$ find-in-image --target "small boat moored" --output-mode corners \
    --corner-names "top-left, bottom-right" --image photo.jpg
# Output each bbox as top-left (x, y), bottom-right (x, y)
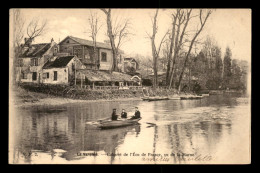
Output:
top-left (168, 96), bottom-right (181, 100)
top-left (180, 95), bottom-right (203, 100)
top-left (147, 97), bottom-right (169, 102)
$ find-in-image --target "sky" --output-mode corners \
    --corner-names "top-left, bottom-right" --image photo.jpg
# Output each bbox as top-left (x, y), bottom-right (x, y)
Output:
top-left (14, 8), bottom-right (251, 62)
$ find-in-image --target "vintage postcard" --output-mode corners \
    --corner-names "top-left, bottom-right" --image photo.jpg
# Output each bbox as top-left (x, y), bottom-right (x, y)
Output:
top-left (9, 8), bottom-right (251, 164)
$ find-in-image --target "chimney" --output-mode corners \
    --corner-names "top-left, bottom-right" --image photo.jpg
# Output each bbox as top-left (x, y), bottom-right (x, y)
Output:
top-left (50, 38), bottom-right (55, 47)
top-left (24, 38), bottom-right (32, 47)
top-left (104, 40), bottom-right (110, 44)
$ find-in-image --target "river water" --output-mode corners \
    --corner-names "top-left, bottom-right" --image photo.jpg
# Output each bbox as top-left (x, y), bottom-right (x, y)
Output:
top-left (9, 94), bottom-right (250, 164)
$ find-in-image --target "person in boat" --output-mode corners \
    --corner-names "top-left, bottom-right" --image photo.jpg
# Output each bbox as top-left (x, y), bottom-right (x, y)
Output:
top-left (111, 108), bottom-right (118, 121)
top-left (130, 107), bottom-right (141, 119)
top-left (121, 109), bottom-right (127, 119)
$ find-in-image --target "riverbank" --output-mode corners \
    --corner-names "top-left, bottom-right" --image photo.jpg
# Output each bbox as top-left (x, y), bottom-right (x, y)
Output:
top-left (11, 84), bottom-right (247, 108)
top-left (11, 86), bottom-right (143, 108)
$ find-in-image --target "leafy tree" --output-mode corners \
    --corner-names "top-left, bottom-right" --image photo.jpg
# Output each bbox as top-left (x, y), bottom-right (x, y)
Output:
top-left (223, 47), bottom-right (232, 89)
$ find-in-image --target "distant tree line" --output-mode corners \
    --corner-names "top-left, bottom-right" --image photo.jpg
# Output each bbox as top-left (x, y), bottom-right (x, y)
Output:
top-left (159, 35), bottom-right (249, 91)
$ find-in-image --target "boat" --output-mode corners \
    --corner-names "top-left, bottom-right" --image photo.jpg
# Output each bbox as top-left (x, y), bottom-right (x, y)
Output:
top-left (141, 97), bottom-right (150, 101)
top-left (147, 96), bottom-right (169, 102)
top-left (180, 95), bottom-right (203, 100)
top-left (97, 118), bottom-right (142, 129)
top-left (168, 96), bottom-right (181, 100)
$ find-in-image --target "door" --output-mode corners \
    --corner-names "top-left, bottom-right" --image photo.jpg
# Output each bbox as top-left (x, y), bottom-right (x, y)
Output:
top-left (32, 72), bottom-right (37, 81)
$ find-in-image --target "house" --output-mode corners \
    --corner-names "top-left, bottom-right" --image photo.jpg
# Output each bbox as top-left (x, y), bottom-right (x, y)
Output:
top-left (58, 36), bottom-right (113, 71)
top-left (42, 55), bottom-right (85, 85)
top-left (16, 38), bottom-right (59, 83)
top-left (123, 57), bottom-right (139, 74)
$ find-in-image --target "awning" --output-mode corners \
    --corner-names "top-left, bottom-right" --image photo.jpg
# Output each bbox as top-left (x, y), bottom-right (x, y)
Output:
top-left (76, 70), bottom-right (133, 82)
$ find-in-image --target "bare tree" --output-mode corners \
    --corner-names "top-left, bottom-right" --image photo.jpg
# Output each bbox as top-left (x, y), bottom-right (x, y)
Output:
top-left (86, 11), bottom-right (102, 69)
top-left (11, 10), bottom-right (48, 84)
top-left (101, 8), bottom-right (132, 72)
top-left (176, 9), bottom-right (212, 90)
top-left (146, 9), bottom-right (169, 88)
top-left (12, 9), bottom-right (25, 85)
top-left (165, 10), bottom-right (178, 85)
top-left (26, 17), bottom-right (48, 43)
top-left (168, 9), bottom-right (193, 89)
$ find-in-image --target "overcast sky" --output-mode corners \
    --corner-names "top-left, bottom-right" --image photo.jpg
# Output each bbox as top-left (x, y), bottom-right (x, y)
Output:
top-left (17, 8), bottom-right (251, 62)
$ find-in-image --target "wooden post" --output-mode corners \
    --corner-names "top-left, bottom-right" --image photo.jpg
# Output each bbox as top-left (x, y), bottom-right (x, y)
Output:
top-left (82, 46), bottom-right (85, 61)
top-left (81, 73), bottom-right (83, 88)
top-left (74, 63), bottom-right (76, 86)
top-left (92, 82), bottom-right (95, 90)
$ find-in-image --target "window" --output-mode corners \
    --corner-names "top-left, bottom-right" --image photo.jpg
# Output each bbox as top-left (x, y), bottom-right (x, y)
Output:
top-left (54, 47), bottom-right (58, 54)
top-left (18, 59), bottom-right (23, 67)
top-left (73, 46), bottom-right (83, 59)
top-left (43, 72), bottom-right (49, 79)
top-left (54, 71), bottom-right (57, 81)
top-left (21, 72), bottom-right (27, 79)
top-left (30, 58), bottom-right (38, 66)
top-left (101, 52), bottom-right (107, 62)
top-left (32, 72), bottom-right (37, 81)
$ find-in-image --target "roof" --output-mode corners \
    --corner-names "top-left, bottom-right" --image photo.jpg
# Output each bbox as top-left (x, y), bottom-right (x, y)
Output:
top-left (60, 36), bottom-right (112, 50)
top-left (148, 71), bottom-right (166, 76)
top-left (124, 57), bottom-right (139, 69)
top-left (20, 43), bottom-right (51, 58)
top-left (124, 57), bottom-right (137, 63)
top-left (43, 56), bottom-right (75, 69)
top-left (77, 70), bottom-right (133, 82)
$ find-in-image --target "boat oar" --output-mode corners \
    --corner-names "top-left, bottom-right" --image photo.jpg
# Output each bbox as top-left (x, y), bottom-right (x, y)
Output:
top-left (145, 122), bottom-right (156, 126)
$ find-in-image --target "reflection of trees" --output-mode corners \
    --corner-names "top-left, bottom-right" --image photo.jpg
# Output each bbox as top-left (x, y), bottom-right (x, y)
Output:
top-left (14, 101), bottom-right (142, 163)
top-left (152, 126), bottom-right (158, 162)
top-left (14, 108), bottom-right (71, 163)
top-left (83, 125), bottom-right (140, 163)
top-left (64, 109), bottom-right (141, 162)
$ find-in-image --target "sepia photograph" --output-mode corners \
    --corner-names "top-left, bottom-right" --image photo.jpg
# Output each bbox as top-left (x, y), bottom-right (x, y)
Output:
top-left (9, 8), bottom-right (251, 164)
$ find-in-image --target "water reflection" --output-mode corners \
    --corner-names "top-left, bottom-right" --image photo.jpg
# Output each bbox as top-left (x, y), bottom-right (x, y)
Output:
top-left (11, 94), bottom-right (249, 164)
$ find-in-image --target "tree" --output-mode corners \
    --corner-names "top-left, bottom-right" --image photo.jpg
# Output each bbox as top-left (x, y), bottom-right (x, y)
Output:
top-left (146, 9), bottom-right (169, 88)
top-left (168, 9), bottom-right (193, 89)
top-left (86, 11), bottom-right (102, 69)
top-left (12, 9), bottom-right (25, 85)
top-left (223, 47), bottom-right (232, 89)
top-left (191, 51), bottom-right (209, 89)
top-left (201, 36), bottom-right (223, 89)
top-left (101, 9), bottom-right (132, 72)
top-left (176, 9), bottom-right (212, 90)
top-left (26, 18), bottom-right (47, 42)
top-left (230, 59), bottom-right (243, 89)
top-left (11, 10), bottom-right (48, 84)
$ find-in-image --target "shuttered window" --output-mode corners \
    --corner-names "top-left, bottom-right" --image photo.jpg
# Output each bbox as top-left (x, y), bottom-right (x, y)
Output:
top-left (54, 71), bottom-right (57, 81)
top-left (43, 72), bottom-right (49, 79)
top-left (30, 58), bottom-right (38, 66)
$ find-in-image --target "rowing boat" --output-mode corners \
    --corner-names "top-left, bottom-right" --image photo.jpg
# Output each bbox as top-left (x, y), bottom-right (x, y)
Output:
top-left (180, 95), bottom-right (203, 100)
top-left (141, 97), bottom-right (150, 101)
top-left (98, 118), bottom-right (141, 129)
top-left (168, 96), bottom-right (181, 100)
top-left (147, 97), bottom-right (169, 102)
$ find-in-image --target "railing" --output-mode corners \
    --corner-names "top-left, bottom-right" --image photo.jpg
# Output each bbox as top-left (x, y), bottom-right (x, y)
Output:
top-left (128, 86), bottom-right (143, 90)
top-left (78, 85), bottom-right (143, 90)
top-left (94, 86), bottom-right (119, 90)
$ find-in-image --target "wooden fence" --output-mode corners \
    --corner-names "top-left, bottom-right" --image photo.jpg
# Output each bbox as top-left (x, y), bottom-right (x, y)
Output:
top-left (78, 85), bottom-right (143, 91)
